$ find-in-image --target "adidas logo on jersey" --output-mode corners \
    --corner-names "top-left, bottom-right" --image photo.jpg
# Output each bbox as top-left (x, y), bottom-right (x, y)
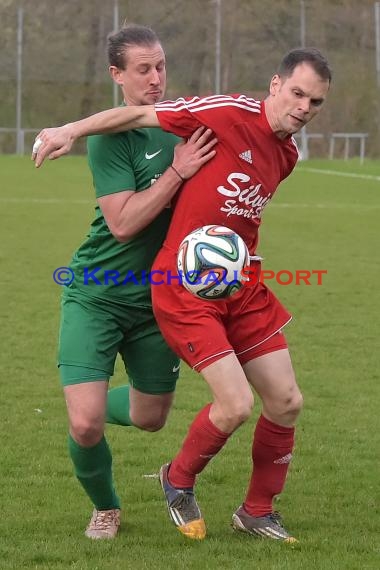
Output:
top-left (239, 149), bottom-right (253, 164)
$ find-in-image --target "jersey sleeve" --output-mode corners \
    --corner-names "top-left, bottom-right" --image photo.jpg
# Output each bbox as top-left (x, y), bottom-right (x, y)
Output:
top-left (155, 94), bottom-right (256, 138)
top-left (155, 97), bottom-right (204, 137)
top-left (87, 134), bottom-right (136, 198)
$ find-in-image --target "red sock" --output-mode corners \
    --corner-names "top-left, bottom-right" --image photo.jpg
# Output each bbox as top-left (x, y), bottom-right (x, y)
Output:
top-left (244, 414), bottom-right (295, 517)
top-left (169, 403), bottom-right (230, 488)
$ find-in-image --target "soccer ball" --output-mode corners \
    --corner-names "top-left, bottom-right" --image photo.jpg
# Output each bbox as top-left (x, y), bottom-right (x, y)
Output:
top-left (177, 225), bottom-right (250, 300)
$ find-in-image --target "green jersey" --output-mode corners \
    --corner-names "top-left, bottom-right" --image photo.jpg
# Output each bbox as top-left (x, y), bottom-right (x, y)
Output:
top-left (66, 127), bottom-right (181, 306)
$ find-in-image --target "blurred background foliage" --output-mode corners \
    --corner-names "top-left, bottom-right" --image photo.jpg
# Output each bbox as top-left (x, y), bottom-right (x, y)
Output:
top-left (0, 0), bottom-right (379, 157)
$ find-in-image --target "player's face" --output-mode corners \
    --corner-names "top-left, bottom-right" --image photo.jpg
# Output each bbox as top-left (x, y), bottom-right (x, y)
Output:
top-left (110, 42), bottom-right (166, 106)
top-left (269, 62), bottom-right (329, 137)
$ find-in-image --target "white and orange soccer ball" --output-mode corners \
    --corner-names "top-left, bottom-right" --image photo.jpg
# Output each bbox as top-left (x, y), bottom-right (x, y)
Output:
top-left (177, 225), bottom-right (250, 300)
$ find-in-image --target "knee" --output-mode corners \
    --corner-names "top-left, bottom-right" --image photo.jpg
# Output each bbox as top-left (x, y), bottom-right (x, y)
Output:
top-left (268, 390), bottom-right (304, 425)
top-left (129, 391), bottom-right (173, 432)
top-left (220, 395), bottom-right (254, 431)
top-left (134, 418), bottom-right (166, 432)
top-left (131, 411), bottom-right (168, 432)
top-left (290, 392), bottom-right (304, 416)
top-left (283, 392), bottom-right (303, 422)
top-left (70, 419), bottom-right (103, 447)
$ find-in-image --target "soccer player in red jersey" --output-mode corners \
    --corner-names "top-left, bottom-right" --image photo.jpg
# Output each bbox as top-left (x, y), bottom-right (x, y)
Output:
top-left (33, 47), bottom-right (331, 542)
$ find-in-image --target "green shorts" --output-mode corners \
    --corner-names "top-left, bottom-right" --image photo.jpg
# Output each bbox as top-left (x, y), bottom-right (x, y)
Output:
top-left (58, 291), bottom-right (180, 394)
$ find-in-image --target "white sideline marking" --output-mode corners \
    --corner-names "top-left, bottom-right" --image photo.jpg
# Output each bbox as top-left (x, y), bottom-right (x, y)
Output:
top-left (0, 197), bottom-right (92, 204)
top-left (271, 203), bottom-right (380, 209)
top-left (1, 196), bottom-right (378, 210)
top-left (297, 167), bottom-right (380, 182)
top-left (2, 167), bottom-right (379, 206)
top-left (142, 473), bottom-right (159, 479)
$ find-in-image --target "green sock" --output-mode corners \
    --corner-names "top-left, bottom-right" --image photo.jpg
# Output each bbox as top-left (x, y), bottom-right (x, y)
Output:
top-left (106, 385), bottom-right (133, 426)
top-left (68, 434), bottom-right (120, 510)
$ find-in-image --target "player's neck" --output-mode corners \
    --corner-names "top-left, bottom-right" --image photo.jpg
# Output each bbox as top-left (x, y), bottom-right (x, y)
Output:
top-left (263, 98), bottom-right (289, 140)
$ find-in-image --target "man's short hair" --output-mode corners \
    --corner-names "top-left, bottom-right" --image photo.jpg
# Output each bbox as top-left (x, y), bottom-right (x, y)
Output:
top-left (278, 48), bottom-right (332, 83)
top-left (108, 24), bottom-right (161, 69)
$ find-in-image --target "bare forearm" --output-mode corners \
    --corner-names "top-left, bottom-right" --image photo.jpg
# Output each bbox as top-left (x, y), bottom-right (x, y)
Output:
top-left (32, 105), bottom-right (160, 167)
top-left (68, 105), bottom-right (157, 139)
top-left (99, 127), bottom-right (218, 242)
top-left (101, 166), bottom-right (183, 242)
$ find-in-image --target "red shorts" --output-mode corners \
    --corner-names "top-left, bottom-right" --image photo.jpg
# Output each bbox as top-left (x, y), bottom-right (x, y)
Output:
top-left (152, 246), bottom-right (292, 372)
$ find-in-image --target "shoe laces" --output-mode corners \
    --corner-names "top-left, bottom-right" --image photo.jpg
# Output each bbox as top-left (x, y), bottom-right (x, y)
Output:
top-left (268, 511), bottom-right (284, 527)
top-left (90, 509), bottom-right (119, 530)
top-left (170, 491), bottom-right (200, 519)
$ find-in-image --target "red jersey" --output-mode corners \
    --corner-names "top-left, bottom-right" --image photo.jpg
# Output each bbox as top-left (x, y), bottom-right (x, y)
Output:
top-left (155, 95), bottom-right (299, 255)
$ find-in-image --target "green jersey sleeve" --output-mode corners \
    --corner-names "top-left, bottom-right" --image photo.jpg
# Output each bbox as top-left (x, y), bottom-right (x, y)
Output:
top-left (87, 133), bottom-right (136, 198)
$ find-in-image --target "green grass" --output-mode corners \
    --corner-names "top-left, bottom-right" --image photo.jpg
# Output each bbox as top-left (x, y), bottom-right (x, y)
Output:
top-left (1, 156), bottom-right (379, 569)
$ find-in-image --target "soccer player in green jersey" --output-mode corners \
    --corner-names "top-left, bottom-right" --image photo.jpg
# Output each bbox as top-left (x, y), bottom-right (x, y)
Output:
top-left (47, 24), bottom-right (216, 539)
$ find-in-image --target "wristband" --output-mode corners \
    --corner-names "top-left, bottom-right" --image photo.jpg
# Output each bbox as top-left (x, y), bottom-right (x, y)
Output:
top-left (170, 165), bottom-right (185, 182)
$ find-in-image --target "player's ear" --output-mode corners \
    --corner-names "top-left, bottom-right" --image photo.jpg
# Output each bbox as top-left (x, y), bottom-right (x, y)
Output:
top-left (109, 66), bottom-right (124, 85)
top-left (269, 74), bottom-right (281, 95)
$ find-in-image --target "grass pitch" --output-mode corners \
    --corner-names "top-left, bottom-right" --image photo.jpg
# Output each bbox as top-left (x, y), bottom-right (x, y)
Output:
top-left (0, 156), bottom-right (379, 569)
